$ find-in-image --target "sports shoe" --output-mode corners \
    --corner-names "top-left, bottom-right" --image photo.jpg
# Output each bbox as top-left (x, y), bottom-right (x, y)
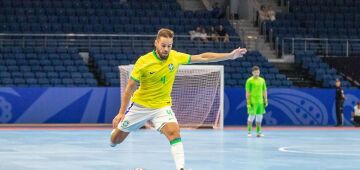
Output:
top-left (247, 133), bottom-right (252, 137)
top-left (256, 133), bottom-right (264, 137)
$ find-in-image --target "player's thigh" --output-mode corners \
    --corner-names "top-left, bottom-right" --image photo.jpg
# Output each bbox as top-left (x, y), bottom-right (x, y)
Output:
top-left (151, 107), bottom-right (180, 140)
top-left (152, 106), bottom-right (178, 130)
top-left (253, 103), bottom-right (266, 114)
top-left (117, 104), bottom-right (152, 132)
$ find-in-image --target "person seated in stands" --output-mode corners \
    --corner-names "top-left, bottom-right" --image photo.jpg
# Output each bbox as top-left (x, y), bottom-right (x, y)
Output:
top-left (351, 101), bottom-right (360, 127)
top-left (189, 26), bottom-right (208, 42)
top-left (207, 26), bottom-right (219, 42)
top-left (216, 25), bottom-right (230, 43)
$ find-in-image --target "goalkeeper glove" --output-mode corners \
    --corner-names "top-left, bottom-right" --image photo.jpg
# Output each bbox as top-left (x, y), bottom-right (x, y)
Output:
top-left (264, 99), bottom-right (268, 107)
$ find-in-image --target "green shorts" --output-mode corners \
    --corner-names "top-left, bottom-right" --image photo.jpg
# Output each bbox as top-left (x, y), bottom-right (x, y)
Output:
top-left (247, 103), bottom-right (266, 115)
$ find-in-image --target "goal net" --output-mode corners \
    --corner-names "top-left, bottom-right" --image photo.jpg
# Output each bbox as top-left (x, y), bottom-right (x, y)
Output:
top-left (119, 65), bottom-right (224, 129)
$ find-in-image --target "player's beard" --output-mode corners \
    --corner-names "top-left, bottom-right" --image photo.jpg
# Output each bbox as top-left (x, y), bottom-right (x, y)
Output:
top-left (156, 49), bottom-right (169, 60)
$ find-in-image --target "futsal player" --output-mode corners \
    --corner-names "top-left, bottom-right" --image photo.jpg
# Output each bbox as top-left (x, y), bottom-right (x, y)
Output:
top-left (245, 66), bottom-right (268, 137)
top-left (111, 28), bottom-right (247, 170)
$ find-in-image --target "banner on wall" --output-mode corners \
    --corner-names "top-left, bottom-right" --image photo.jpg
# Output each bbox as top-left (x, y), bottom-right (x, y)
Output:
top-left (0, 88), bottom-right (120, 124)
top-left (0, 87), bottom-right (359, 125)
top-left (224, 88), bottom-right (360, 126)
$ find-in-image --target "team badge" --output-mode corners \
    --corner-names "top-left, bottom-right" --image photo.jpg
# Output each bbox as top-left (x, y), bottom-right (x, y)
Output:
top-left (121, 120), bottom-right (130, 128)
top-left (168, 64), bottom-right (174, 71)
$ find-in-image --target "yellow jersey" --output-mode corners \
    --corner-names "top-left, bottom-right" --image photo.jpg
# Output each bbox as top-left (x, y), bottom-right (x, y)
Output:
top-left (130, 50), bottom-right (191, 108)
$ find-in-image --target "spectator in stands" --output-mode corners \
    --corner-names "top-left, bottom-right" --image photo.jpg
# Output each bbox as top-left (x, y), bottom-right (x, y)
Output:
top-left (199, 27), bottom-right (208, 42)
top-left (211, 2), bottom-right (225, 19)
top-left (267, 5), bottom-right (276, 21)
top-left (189, 26), bottom-right (202, 41)
top-left (216, 25), bottom-right (230, 43)
top-left (189, 26), bottom-right (208, 42)
top-left (207, 26), bottom-right (218, 42)
top-left (351, 101), bottom-right (360, 127)
top-left (258, 5), bottom-right (269, 24)
top-left (335, 79), bottom-right (345, 126)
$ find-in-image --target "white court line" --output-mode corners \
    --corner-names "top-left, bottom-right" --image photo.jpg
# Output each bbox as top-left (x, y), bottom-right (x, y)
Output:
top-left (279, 146), bottom-right (360, 156)
top-left (0, 149), bottom-right (243, 154)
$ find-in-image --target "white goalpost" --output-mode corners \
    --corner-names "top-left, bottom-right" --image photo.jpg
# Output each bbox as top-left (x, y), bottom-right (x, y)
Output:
top-left (119, 65), bottom-right (224, 129)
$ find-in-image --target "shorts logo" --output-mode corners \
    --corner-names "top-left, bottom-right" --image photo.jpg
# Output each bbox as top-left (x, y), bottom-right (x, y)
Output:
top-left (166, 110), bottom-right (173, 116)
top-left (168, 64), bottom-right (174, 71)
top-left (121, 120), bottom-right (130, 128)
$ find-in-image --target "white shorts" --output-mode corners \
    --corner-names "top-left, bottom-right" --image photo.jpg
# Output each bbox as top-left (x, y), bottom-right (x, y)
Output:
top-left (117, 103), bottom-right (178, 132)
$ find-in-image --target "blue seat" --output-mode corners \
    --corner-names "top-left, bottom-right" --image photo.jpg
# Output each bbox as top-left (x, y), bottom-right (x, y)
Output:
top-left (73, 78), bottom-right (85, 85)
top-left (14, 78), bottom-right (26, 85)
top-left (50, 78), bottom-right (62, 86)
top-left (86, 79), bottom-right (97, 86)
top-left (26, 78), bottom-right (38, 85)
top-left (71, 73), bottom-right (82, 79)
top-left (38, 78), bottom-right (50, 86)
top-left (43, 66), bottom-right (54, 72)
top-left (0, 72), bottom-right (11, 78)
top-left (47, 72), bottom-right (59, 79)
top-left (7, 65), bottom-right (19, 72)
top-left (62, 78), bottom-right (74, 86)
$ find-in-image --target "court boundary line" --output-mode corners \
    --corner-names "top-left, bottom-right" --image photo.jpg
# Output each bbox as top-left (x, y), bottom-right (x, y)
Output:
top-left (0, 124), bottom-right (359, 130)
top-left (278, 145), bottom-right (360, 156)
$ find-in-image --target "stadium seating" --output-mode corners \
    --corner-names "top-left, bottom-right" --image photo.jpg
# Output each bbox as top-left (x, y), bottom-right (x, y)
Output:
top-left (323, 57), bottom-right (360, 85)
top-left (0, 0), bottom-right (294, 88)
top-left (294, 51), bottom-right (352, 88)
top-left (0, 47), bottom-right (97, 86)
top-left (88, 48), bottom-right (293, 87)
top-left (264, 0), bottom-right (360, 56)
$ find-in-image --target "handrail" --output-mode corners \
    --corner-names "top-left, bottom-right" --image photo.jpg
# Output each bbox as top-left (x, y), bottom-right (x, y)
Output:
top-left (0, 33), bottom-right (242, 49)
top-left (280, 37), bottom-right (360, 57)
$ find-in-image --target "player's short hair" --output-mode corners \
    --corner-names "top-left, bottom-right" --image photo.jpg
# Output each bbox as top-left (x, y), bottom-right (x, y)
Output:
top-left (357, 101), bottom-right (360, 105)
top-left (157, 28), bottom-right (174, 40)
top-left (252, 66), bottom-right (260, 71)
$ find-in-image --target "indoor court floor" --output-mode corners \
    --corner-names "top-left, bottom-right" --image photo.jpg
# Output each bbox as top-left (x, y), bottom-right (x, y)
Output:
top-left (0, 126), bottom-right (359, 170)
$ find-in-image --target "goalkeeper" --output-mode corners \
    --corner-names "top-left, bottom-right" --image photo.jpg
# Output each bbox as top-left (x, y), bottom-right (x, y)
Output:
top-left (111, 28), bottom-right (247, 170)
top-left (245, 66), bottom-right (268, 137)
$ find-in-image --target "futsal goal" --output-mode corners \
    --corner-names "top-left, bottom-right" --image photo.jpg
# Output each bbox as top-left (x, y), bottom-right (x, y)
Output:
top-left (119, 65), bottom-right (224, 129)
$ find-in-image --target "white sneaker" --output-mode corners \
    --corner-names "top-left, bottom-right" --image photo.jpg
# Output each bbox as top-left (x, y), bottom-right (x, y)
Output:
top-left (247, 133), bottom-right (252, 137)
top-left (256, 133), bottom-right (264, 137)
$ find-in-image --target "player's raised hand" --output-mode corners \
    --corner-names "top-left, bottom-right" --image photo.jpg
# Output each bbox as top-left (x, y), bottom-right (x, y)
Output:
top-left (230, 47), bottom-right (247, 60)
top-left (112, 113), bottom-right (125, 128)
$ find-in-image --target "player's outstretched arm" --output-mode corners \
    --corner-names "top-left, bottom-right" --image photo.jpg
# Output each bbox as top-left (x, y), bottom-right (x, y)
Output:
top-left (190, 47), bottom-right (247, 63)
top-left (112, 79), bottom-right (138, 128)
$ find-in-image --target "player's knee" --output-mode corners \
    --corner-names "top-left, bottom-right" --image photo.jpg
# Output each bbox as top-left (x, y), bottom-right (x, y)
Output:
top-left (166, 129), bottom-right (180, 139)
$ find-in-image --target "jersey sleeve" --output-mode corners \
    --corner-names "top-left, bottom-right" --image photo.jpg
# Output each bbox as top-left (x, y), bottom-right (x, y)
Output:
top-left (262, 79), bottom-right (267, 92)
top-left (245, 79), bottom-right (251, 92)
top-left (174, 50), bottom-right (191, 65)
top-left (130, 58), bottom-right (143, 83)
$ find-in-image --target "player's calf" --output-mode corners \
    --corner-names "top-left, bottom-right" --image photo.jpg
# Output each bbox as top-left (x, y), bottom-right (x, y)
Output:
top-left (110, 128), bottom-right (129, 147)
